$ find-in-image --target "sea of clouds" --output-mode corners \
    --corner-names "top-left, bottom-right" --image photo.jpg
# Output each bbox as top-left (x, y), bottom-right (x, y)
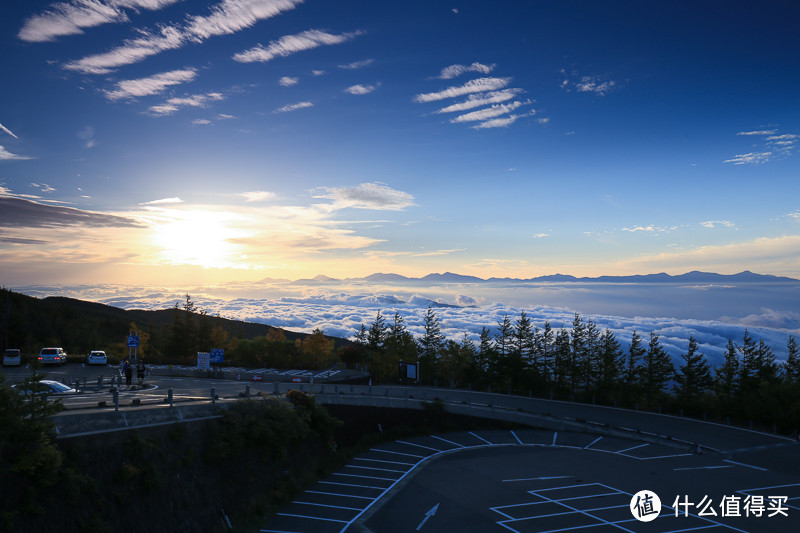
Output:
top-left (15, 279), bottom-right (800, 368)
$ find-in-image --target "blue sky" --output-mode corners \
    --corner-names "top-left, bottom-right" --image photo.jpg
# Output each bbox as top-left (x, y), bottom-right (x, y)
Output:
top-left (1, 0), bottom-right (799, 285)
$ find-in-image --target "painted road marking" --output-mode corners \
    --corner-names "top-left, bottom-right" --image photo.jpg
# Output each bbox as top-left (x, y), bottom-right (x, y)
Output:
top-left (584, 436), bottom-right (603, 449)
top-left (345, 464), bottom-right (407, 474)
top-left (617, 442), bottom-right (648, 453)
top-left (263, 430), bottom-right (752, 533)
top-left (674, 465), bottom-right (734, 471)
top-left (430, 435), bottom-right (465, 448)
top-left (395, 440), bottom-right (444, 452)
top-left (723, 459), bottom-right (768, 471)
top-left (469, 431), bottom-right (493, 445)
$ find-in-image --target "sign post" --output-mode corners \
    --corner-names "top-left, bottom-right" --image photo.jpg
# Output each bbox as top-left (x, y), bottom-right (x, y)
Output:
top-left (127, 333), bottom-right (140, 362)
top-left (197, 352), bottom-right (211, 369)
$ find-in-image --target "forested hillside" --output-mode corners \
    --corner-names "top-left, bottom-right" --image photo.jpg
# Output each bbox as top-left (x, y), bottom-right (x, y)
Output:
top-left (0, 288), bottom-right (346, 366)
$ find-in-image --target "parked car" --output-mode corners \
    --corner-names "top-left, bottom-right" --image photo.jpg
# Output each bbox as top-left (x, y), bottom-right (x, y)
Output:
top-left (38, 347), bottom-right (67, 365)
top-left (87, 350), bottom-right (108, 365)
top-left (13, 380), bottom-right (77, 395)
top-left (3, 348), bottom-right (21, 366)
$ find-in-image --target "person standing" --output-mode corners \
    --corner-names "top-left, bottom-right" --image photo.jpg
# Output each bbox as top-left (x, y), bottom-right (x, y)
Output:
top-left (136, 359), bottom-right (146, 385)
top-left (124, 360), bottom-right (133, 386)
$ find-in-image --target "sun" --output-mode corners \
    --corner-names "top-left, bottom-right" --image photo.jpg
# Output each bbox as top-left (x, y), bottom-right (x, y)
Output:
top-left (150, 209), bottom-right (245, 269)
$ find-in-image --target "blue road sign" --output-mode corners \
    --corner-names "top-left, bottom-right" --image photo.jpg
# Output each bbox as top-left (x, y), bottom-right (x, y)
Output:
top-left (127, 335), bottom-right (139, 347)
top-left (210, 348), bottom-right (224, 363)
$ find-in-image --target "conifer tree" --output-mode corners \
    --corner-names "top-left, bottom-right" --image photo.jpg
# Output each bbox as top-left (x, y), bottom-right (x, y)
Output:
top-left (715, 339), bottom-right (739, 398)
top-left (784, 336), bottom-right (800, 383)
top-left (642, 332), bottom-right (674, 406)
top-left (674, 336), bottom-right (713, 399)
top-left (626, 330), bottom-right (646, 388)
top-left (596, 328), bottom-right (624, 400)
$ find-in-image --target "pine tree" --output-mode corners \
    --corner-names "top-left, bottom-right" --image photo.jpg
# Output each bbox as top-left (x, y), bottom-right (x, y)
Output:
top-left (539, 321), bottom-right (554, 384)
top-left (643, 332), bottom-right (674, 406)
top-left (553, 328), bottom-right (571, 394)
top-left (784, 336), bottom-right (800, 383)
top-left (715, 339), bottom-right (739, 399)
top-left (674, 336), bottom-right (713, 399)
top-left (418, 306), bottom-right (444, 383)
top-left (367, 311), bottom-right (386, 351)
top-left (626, 330), bottom-right (646, 388)
top-left (596, 328), bottom-right (624, 401)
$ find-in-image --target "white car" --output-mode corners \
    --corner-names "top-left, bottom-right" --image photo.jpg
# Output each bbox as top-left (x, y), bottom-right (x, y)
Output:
top-left (87, 350), bottom-right (108, 365)
top-left (3, 348), bottom-right (21, 366)
top-left (38, 347), bottom-right (67, 365)
top-left (13, 380), bottom-right (77, 395)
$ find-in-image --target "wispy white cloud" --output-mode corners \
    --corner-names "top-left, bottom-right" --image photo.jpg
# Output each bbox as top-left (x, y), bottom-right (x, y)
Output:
top-left (339, 59), bottom-right (374, 70)
top-left (192, 118), bottom-right (212, 125)
top-left (725, 128), bottom-right (798, 165)
top-left (723, 151), bottom-right (773, 165)
top-left (279, 76), bottom-right (299, 86)
top-left (148, 91), bottom-right (224, 115)
top-left (140, 197), bottom-right (184, 205)
top-left (313, 182), bottom-right (415, 211)
top-left (62, 0), bottom-right (303, 73)
top-left (274, 101), bottom-right (313, 113)
top-left (437, 62), bottom-right (494, 79)
top-left (450, 100), bottom-right (531, 123)
top-left (30, 183), bottom-right (56, 193)
top-left (434, 89), bottom-right (523, 114)
top-left (18, 0), bottom-right (181, 43)
top-left (472, 114), bottom-right (526, 129)
top-left (233, 29), bottom-right (363, 63)
top-left (344, 84), bottom-right (377, 95)
top-left (737, 130), bottom-right (778, 136)
top-left (0, 146), bottom-right (32, 160)
top-left (414, 77), bottom-right (511, 103)
top-left (0, 123), bottom-right (19, 139)
top-left (700, 220), bottom-right (735, 229)
top-left (560, 70), bottom-right (618, 95)
top-left (240, 191), bottom-right (275, 202)
top-left (104, 68), bottom-right (198, 100)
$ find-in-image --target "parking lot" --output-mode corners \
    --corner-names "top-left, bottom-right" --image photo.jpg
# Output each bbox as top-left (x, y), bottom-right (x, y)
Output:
top-left (261, 429), bottom-right (799, 533)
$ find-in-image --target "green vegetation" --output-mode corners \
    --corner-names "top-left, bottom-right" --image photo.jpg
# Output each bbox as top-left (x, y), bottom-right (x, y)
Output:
top-left (0, 390), bottom-right (342, 533)
top-left (350, 306), bottom-right (800, 434)
top-left (0, 288), bottom-right (343, 367)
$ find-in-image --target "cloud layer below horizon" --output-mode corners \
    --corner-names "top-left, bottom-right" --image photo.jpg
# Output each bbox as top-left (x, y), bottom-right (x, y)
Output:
top-left (15, 279), bottom-right (799, 369)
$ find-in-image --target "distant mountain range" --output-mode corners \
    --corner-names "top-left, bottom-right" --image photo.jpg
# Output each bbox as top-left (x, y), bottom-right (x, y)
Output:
top-left (280, 270), bottom-right (799, 285)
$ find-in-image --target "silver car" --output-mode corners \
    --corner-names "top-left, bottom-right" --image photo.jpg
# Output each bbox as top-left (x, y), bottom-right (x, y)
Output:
top-left (13, 380), bottom-right (77, 395)
top-left (3, 348), bottom-right (21, 366)
top-left (87, 350), bottom-right (108, 365)
top-left (38, 347), bottom-right (67, 365)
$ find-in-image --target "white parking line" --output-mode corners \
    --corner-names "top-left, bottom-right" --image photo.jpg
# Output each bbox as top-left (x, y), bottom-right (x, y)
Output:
top-left (617, 443), bottom-right (648, 453)
top-left (584, 436), bottom-right (603, 449)
top-left (469, 431), bottom-right (493, 445)
top-left (318, 481), bottom-right (386, 490)
top-left (305, 490), bottom-right (375, 500)
top-left (294, 501), bottom-right (363, 511)
top-left (354, 457), bottom-right (416, 466)
top-left (275, 512), bottom-right (348, 523)
top-left (395, 440), bottom-right (443, 452)
top-left (510, 430), bottom-right (523, 445)
top-left (722, 459), bottom-right (768, 471)
top-left (370, 448), bottom-right (426, 459)
top-left (430, 435), bottom-right (465, 448)
top-left (331, 472), bottom-right (398, 482)
top-left (345, 464), bottom-right (407, 474)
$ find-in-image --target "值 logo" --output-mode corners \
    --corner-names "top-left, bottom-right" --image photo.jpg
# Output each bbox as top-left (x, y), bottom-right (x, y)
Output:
top-left (630, 490), bottom-right (662, 522)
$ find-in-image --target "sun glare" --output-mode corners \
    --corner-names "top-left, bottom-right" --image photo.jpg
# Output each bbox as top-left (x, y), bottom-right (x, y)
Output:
top-left (150, 210), bottom-right (246, 269)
